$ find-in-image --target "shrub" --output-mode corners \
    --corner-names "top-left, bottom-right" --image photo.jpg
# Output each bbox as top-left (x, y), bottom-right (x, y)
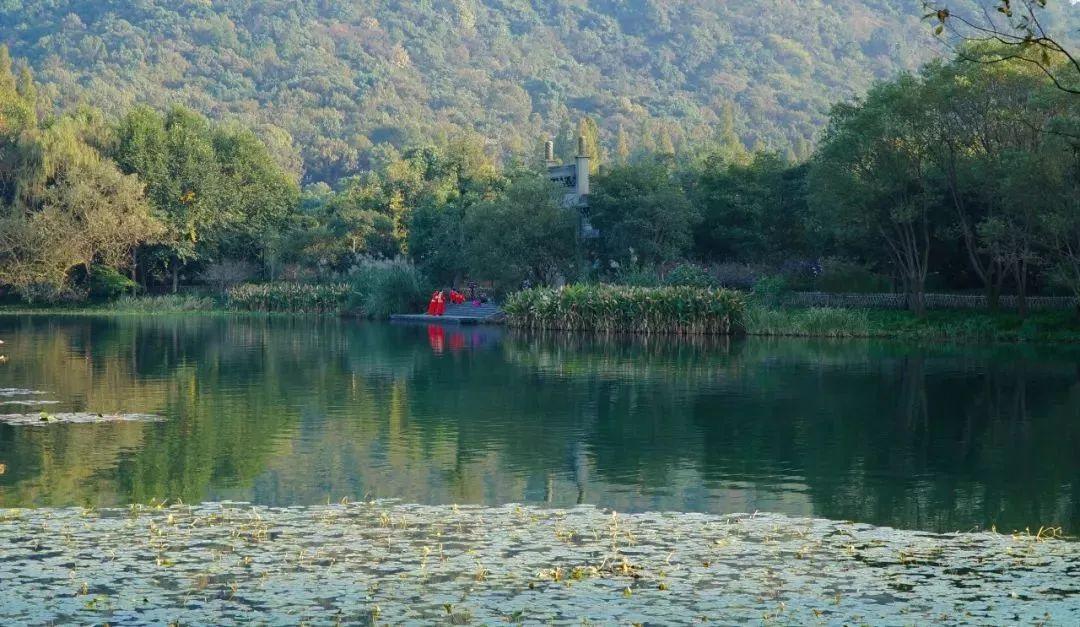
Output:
top-left (750, 275), bottom-right (790, 308)
top-left (226, 282), bottom-right (349, 314)
top-left (88, 266), bottom-right (138, 301)
top-left (200, 260), bottom-right (258, 295)
top-left (504, 284), bottom-right (745, 335)
top-left (348, 257), bottom-right (430, 319)
top-left (613, 263), bottom-right (662, 287)
top-left (17, 283), bottom-right (86, 305)
top-left (663, 263), bottom-right (718, 289)
top-left (711, 263), bottom-right (765, 290)
top-left (814, 257), bottom-right (891, 293)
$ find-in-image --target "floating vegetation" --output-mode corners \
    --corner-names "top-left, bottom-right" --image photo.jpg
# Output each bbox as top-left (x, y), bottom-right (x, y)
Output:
top-left (0, 388), bottom-right (48, 397)
top-left (0, 412), bottom-right (163, 426)
top-left (0, 503), bottom-right (1075, 624)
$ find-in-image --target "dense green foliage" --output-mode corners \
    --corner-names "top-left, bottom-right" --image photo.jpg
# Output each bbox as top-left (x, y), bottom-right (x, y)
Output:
top-left (0, 0), bottom-right (978, 183)
top-left (347, 258), bottom-right (430, 320)
top-left (505, 285), bottom-right (745, 335)
top-left (808, 45), bottom-right (1079, 314)
top-left (0, 27), bottom-right (1077, 318)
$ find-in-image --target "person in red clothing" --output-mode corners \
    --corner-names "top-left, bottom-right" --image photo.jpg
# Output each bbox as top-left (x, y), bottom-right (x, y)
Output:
top-left (427, 291), bottom-right (440, 316)
top-left (434, 290), bottom-right (446, 316)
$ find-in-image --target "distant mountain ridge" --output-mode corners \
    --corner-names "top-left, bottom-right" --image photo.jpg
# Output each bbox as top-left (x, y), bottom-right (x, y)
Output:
top-left (0, 0), bottom-right (1073, 183)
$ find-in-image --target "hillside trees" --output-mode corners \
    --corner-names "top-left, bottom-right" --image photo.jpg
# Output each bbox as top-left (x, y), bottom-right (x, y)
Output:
top-left (0, 0), bottom-right (1019, 183)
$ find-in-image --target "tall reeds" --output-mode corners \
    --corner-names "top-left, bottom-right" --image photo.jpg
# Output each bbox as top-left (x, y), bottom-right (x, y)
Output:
top-left (504, 285), bottom-right (745, 335)
top-left (226, 283), bottom-right (349, 314)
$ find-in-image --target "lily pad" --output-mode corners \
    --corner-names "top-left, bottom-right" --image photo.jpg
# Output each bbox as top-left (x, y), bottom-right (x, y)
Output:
top-left (0, 412), bottom-right (164, 426)
top-left (0, 502), bottom-right (1075, 624)
top-left (0, 388), bottom-right (48, 397)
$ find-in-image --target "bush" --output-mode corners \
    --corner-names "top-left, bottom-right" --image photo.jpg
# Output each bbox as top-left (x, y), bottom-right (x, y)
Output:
top-left (88, 266), bottom-right (138, 301)
top-left (348, 257), bottom-right (430, 319)
top-left (504, 284), bottom-right (745, 335)
top-left (226, 282), bottom-right (349, 314)
top-left (711, 263), bottom-right (765, 290)
top-left (750, 275), bottom-right (790, 308)
top-left (813, 257), bottom-right (891, 293)
top-left (200, 260), bottom-right (258, 295)
top-left (17, 283), bottom-right (86, 305)
top-left (613, 263), bottom-right (662, 287)
top-left (663, 263), bottom-right (717, 288)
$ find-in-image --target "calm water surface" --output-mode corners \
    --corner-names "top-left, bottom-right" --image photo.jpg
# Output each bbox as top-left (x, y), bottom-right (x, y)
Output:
top-left (0, 315), bottom-right (1076, 533)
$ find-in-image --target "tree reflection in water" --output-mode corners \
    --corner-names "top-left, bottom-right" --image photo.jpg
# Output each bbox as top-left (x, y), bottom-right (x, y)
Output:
top-left (0, 315), bottom-right (1076, 534)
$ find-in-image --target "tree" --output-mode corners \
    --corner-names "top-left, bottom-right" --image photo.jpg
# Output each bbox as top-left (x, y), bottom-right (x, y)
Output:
top-left (924, 0), bottom-right (1079, 95)
top-left (922, 51), bottom-right (1058, 307)
top-left (112, 106), bottom-right (299, 289)
top-left (692, 151), bottom-right (809, 264)
top-left (589, 158), bottom-right (698, 268)
top-left (463, 176), bottom-right (580, 290)
top-left (810, 75), bottom-right (942, 315)
top-left (0, 115), bottom-right (162, 292)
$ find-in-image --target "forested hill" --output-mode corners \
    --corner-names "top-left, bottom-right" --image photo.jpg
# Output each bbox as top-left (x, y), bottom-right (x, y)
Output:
top-left (0, 1), bottom-right (1022, 182)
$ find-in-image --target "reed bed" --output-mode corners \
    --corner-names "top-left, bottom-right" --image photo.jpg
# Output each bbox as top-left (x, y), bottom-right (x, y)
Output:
top-left (226, 283), bottom-right (349, 314)
top-left (107, 294), bottom-right (218, 313)
top-left (505, 285), bottom-right (745, 335)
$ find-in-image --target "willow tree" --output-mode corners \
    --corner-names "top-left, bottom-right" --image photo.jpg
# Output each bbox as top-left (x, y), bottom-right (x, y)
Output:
top-left (0, 113), bottom-right (162, 293)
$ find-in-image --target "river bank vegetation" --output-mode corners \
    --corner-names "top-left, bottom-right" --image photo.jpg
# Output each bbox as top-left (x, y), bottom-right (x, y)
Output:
top-left (0, 42), bottom-right (1077, 331)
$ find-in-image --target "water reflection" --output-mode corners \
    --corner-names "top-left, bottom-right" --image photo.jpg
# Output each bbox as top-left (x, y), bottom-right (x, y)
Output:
top-left (0, 315), bottom-right (1076, 533)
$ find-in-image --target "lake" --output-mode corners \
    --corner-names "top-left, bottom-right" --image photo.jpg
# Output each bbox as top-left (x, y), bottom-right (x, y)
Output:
top-left (0, 314), bottom-right (1076, 533)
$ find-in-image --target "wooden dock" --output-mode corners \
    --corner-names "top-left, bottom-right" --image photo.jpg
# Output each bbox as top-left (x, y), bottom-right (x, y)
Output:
top-left (390, 302), bottom-right (504, 325)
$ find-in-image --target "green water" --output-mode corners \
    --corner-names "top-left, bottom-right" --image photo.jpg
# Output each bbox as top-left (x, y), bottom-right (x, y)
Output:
top-left (0, 315), bottom-right (1076, 533)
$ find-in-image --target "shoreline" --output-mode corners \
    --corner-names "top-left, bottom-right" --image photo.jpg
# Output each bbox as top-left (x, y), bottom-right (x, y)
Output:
top-left (1, 502), bottom-right (1075, 624)
top-left (4, 305), bottom-right (1080, 345)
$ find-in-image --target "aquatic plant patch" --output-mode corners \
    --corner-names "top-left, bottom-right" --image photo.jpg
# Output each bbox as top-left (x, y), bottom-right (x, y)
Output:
top-left (226, 283), bottom-right (350, 314)
top-left (505, 285), bottom-right (745, 334)
top-left (0, 503), bottom-right (1075, 624)
top-left (0, 388), bottom-right (48, 397)
top-left (0, 412), bottom-right (163, 426)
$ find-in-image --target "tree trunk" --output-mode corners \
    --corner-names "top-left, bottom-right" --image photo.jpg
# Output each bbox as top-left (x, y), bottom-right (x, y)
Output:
top-left (130, 250), bottom-right (139, 296)
top-left (986, 282), bottom-right (1000, 311)
top-left (1015, 255), bottom-right (1030, 319)
top-left (171, 261), bottom-right (179, 294)
top-left (908, 285), bottom-right (926, 317)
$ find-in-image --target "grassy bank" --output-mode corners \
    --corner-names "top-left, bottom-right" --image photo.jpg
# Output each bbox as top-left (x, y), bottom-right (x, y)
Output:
top-left (0, 294), bottom-right (222, 316)
top-left (747, 306), bottom-right (1080, 343)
